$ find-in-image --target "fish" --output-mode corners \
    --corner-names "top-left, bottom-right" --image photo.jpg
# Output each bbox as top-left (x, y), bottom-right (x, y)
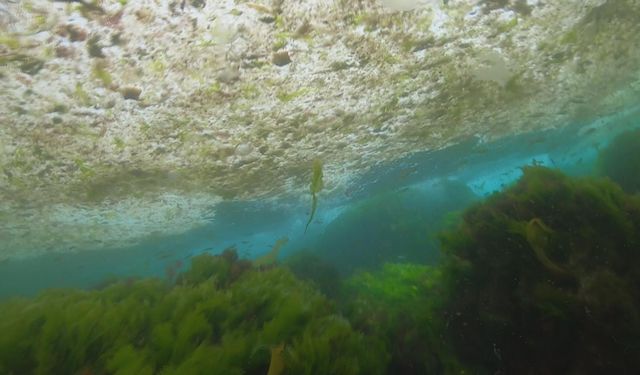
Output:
top-left (510, 218), bottom-right (573, 280)
top-left (267, 343), bottom-right (285, 375)
top-left (304, 159), bottom-right (324, 233)
top-left (253, 237), bottom-right (288, 267)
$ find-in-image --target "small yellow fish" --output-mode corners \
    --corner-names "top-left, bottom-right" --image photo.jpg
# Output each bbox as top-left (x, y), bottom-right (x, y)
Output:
top-left (304, 159), bottom-right (324, 234)
top-left (267, 343), bottom-right (285, 375)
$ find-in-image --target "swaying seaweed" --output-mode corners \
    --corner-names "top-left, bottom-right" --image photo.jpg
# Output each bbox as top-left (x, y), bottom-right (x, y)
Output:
top-left (2, 167), bottom-right (640, 374)
top-left (342, 263), bottom-right (466, 375)
top-left (0, 250), bottom-right (386, 375)
top-left (439, 166), bottom-right (640, 374)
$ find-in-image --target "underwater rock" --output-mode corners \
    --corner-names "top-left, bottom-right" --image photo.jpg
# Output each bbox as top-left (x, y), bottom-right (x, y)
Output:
top-left (56, 23), bottom-right (88, 42)
top-left (190, 0), bottom-right (206, 9)
top-left (272, 51), bottom-right (291, 66)
top-left (234, 143), bottom-right (253, 156)
top-left (120, 86), bottom-right (142, 100)
top-left (471, 49), bottom-right (513, 87)
top-left (259, 15), bottom-right (276, 24)
top-left (18, 57), bottom-right (45, 75)
top-left (216, 66), bottom-right (240, 84)
top-left (2, 0), bottom-right (640, 262)
top-left (380, 0), bottom-right (421, 11)
top-left (54, 42), bottom-right (75, 58)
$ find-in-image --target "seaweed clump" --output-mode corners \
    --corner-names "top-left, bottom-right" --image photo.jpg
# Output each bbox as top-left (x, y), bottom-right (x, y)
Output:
top-left (0, 249), bottom-right (386, 375)
top-left (439, 167), bottom-right (640, 374)
top-left (598, 128), bottom-right (640, 194)
top-left (342, 263), bottom-right (465, 374)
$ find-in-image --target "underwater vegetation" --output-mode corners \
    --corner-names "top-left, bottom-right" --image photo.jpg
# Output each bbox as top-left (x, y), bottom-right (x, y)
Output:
top-left (439, 166), bottom-right (640, 374)
top-left (2, 166), bottom-right (640, 374)
top-left (342, 263), bottom-right (466, 375)
top-left (284, 251), bottom-right (342, 298)
top-left (313, 179), bottom-right (477, 274)
top-left (0, 249), bottom-right (386, 375)
top-left (597, 128), bottom-right (640, 194)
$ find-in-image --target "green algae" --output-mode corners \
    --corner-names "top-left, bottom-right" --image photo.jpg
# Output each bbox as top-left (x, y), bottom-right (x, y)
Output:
top-left (276, 88), bottom-right (306, 103)
top-left (342, 263), bottom-right (465, 374)
top-left (74, 83), bottom-right (92, 106)
top-left (0, 249), bottom-right (386, 374)
top-left (2, 165), bottom-right (640, 374)
top-left (439, 167), bottom-right (640, 374)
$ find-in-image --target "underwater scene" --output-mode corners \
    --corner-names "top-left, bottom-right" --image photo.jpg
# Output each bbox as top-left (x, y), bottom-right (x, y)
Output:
top-left (1, 0), bottom-right (640, 374)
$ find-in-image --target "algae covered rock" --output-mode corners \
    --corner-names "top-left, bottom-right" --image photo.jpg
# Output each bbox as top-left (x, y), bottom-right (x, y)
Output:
top-left (439, 167), bottom-right (640, 374)
top-left (0, 249), bottom-right (386, 374)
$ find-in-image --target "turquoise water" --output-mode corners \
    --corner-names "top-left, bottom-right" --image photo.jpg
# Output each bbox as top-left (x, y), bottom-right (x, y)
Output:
top-left (1, 111), bottom-right (635, 299)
